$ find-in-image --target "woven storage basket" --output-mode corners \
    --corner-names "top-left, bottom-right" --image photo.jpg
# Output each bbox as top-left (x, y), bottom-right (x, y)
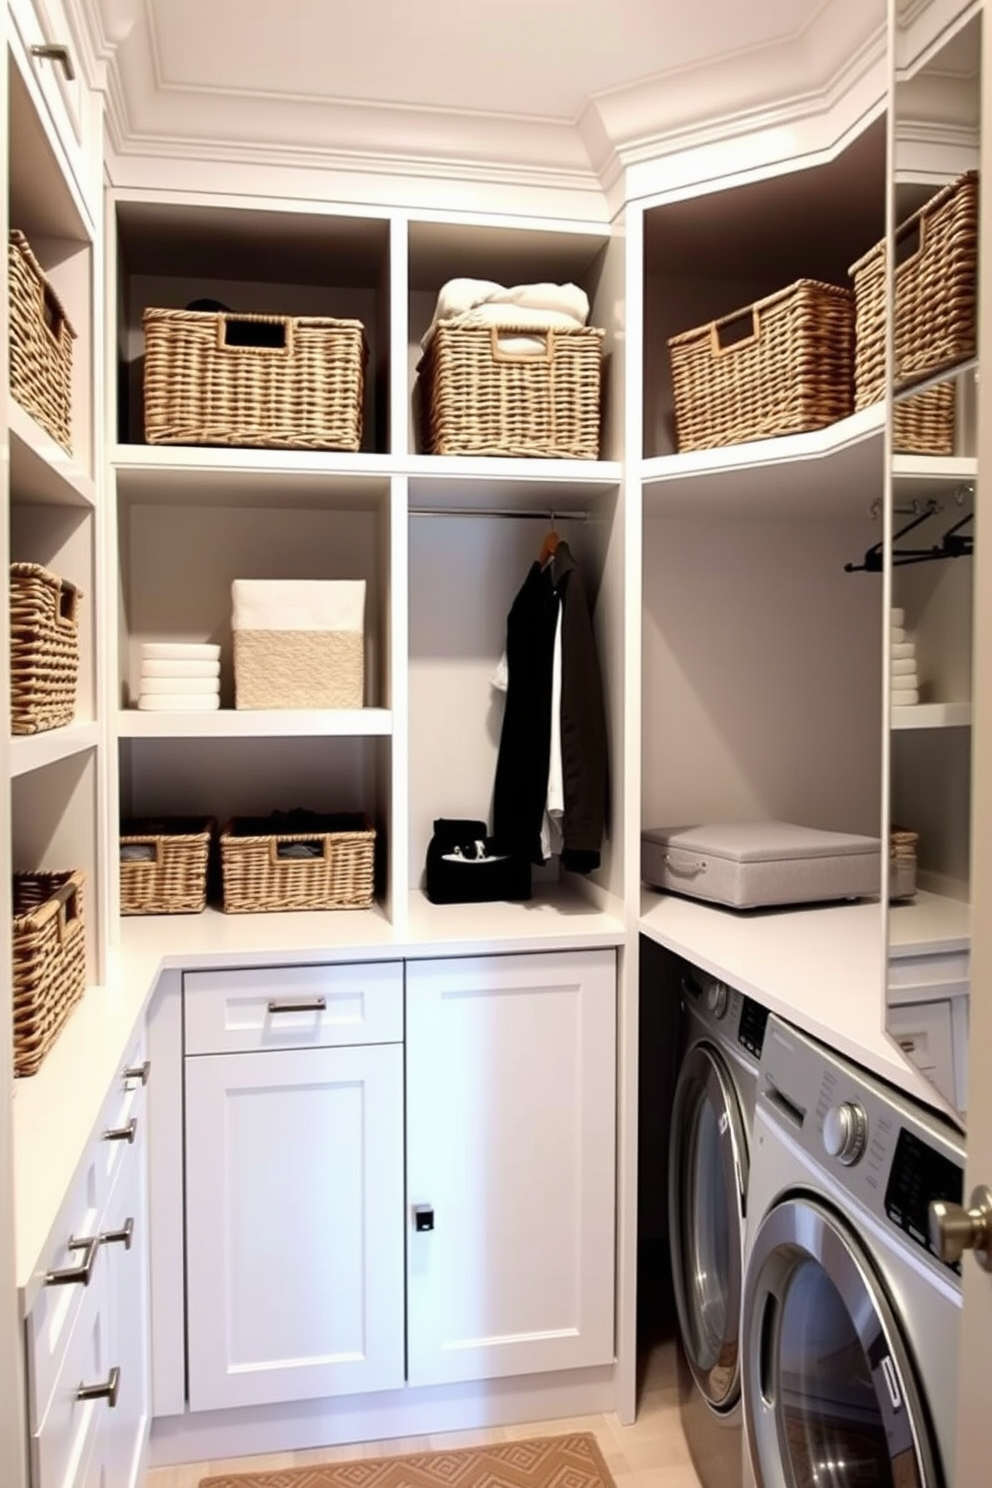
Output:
top-left (8, 230), bottom-right (76, 453)
top-left (890, 826), bottom-right (919, 901)
top-left (10, 562), bottom-right (81, 735)
top-left (220, 812), bottom-right (376, 913)
top-left (668, 279), bottom-right (854, 452)
top-left (232, 579), bottom-right (365, 710)
top-left (12, 870), bottom-right (86, 1077)
top-left (419, 322), bottom-right (604, 458)
top-left (143, 307), bottom-right (367, 451)
top-left (120, 817), bottom-right (216, 915)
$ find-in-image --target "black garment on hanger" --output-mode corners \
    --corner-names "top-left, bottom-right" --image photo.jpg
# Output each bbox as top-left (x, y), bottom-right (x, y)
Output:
top-left (551, 541), bottom-right (608, 874)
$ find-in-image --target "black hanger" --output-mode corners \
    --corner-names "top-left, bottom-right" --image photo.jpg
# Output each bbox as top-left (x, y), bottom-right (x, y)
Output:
top-left (844, 507), bottom-right (938, 573)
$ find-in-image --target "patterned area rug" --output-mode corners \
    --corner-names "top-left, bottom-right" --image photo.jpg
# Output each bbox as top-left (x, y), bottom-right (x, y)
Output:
top-left (199, 1432), bottom-right (617, 1488)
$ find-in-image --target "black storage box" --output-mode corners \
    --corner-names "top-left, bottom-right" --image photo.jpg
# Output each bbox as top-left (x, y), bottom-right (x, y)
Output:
top-left (425, 818), bottom-right (532, 905)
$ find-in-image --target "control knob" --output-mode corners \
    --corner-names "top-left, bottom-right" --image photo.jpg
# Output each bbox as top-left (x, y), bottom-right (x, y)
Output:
top-left (706, 979), bottom-right (730, 1019)
top-left (823, 1101), bottom-right (868, 1166)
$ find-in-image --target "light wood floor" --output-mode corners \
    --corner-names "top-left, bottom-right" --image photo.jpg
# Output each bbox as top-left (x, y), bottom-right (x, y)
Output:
top-left (146, 1338), bottom-right (702, 1488)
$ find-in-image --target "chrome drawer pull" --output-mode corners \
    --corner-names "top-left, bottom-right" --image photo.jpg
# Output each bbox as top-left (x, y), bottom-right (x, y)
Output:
top-left (104, 1117), bottom-right (137, 1144)
top-left (267, 997), bottom-right (327, 1014)
top-left (46, 1234), bottom-right (99, 1287)
top-left (77, 1367), bottom-right (120, 1408)
top-left (30, 43), bottom-right (76, 81)
top-left (123, 1060), bottom-right (150, 1086)
top-left (101, 1218), bottom-right (134, 1251)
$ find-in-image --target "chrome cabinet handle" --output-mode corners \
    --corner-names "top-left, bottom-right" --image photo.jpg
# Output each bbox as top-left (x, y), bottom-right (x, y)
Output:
top-left (123, 1060), bottom-right (150, 1086)
top-left (46, 1234), bottom-right (99, 1287)
top-left (267, 998), bottom-right (327, 1014)
top-left (30, 43), bottom-right (75, 81)
top-left (77, 1367), bottom-right (120, 1408)
top-left (101, 1218), bottom-right (134, 1251)
top-left (103, 1117), bottom-right (137, 1144)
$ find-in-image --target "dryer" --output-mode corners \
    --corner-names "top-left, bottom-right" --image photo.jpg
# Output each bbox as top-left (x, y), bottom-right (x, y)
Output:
top-left (668, 968), bottom-right (769, 1488)
top-left (742, 1014), bottom-right (964, 1488)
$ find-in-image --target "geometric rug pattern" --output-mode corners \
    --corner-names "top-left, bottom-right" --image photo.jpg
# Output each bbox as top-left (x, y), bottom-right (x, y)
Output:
top-left (199, 1432), bottom-right (618, 1488)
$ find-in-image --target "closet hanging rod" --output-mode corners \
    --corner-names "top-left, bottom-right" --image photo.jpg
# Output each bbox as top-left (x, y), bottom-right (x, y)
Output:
top-left (409, 507), bottom-right (589, 521)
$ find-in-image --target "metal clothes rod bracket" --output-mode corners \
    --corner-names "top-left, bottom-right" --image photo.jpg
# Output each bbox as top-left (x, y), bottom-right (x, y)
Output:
top-left (409, 507), bottom-right (589, 521)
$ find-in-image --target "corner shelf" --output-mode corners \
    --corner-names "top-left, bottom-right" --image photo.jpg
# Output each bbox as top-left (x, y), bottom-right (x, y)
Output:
top-left (10, 723), bottom-right (100, 778)
top-left (9, 400), bottom-right (96, 509)
top-left (890, 702), bottom-right (972, 730)
top-left (117, 709), bottom-right (393, 739)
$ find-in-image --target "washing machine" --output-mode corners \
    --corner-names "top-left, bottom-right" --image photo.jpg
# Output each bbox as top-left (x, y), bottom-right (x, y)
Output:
top-left (742, 1014), bottom-right (964, 1488)
top-left (669, 967), bottom-right (769, 1488)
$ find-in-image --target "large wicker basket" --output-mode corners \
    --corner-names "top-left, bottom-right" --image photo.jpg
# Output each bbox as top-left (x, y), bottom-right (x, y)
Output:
top-left (8, 230), bottom-right (76, 453)
top-left (418, 323), bottom-right (604, 458)
top-left (10, 562), bottom-right (81, 735)
top-left (220, 812), bottom-right (376, 913)
top-left (12, 870), bottom-right (86, 1077)
top-left (668, 279), bottom-right (854, 452)
top-left (143, 307), bottom-right (367, 451)
top-left (120, 817), bottom-right (216, 915)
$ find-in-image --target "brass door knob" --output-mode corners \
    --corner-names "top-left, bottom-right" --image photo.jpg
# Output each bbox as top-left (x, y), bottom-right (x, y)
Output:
top-left (929, 1186), bottom-right (992, 1271)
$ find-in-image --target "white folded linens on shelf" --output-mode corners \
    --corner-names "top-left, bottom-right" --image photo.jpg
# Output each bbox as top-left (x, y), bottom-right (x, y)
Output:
top-left (891, 625), bottom-right (907, 644)
top-left (141, 658), bottom-right (221, 678)
top-left (891, 657), bottom-right (917, 676)
top-left (137, 694), bottom-right (221, 711)
top-left (231, 579), bottom-right (366, 633)
top-left (892, 641), bottom-right (916, 660)
top-left (421, 278), bottom-right (590, 356)
top-left (139, 675), bottom-right (221, 696)
top-left (891, 607), bottom-right (905, 628)
top-left (891, 672), bottom-right (919, 691)
top-left (891, 689), bottom-right (920, 706)
top-left (140, 641), bottom-right (221, 661)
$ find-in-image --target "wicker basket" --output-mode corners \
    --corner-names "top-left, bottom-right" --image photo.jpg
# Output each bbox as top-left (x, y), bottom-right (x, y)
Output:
top-left (120, 817), bottom-right (216, 915)
top-left (418, 323), bottom-right (604, 458)
top-left (667, 280), bottom-right (854, 452)
top-left (220, 812), bottom-right (376, 913)
top-left (890, 826), bottom-right (919, 902)
top-left (8, 231), bottom-right (77, 454)
top-left (10, 562), bottom-right (82, 735)
top-left (12, 870), bottom-right (86, 1077)
top-left (143, 307), bottom-right (367, 451)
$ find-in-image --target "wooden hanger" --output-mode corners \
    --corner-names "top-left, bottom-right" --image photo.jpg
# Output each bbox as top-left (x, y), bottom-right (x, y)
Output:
top-left (538, 514), bottom-right (560, 567)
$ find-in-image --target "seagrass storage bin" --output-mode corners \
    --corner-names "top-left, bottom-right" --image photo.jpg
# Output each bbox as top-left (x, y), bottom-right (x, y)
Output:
top-left (220, 813), bottom-right (376, 913)
top-left (12, 870), bottom-right (86, 1077)
top-left (419, 322), bottom-right (604, 458)
top-left (232, 579), bottom-right (366, 709)
top-left (120, 817), bottom-right (216, 915)
top-left (10, 562), bottom-right (81, 735)
top-left (668, 279), bottom-right (854, 452)
top-left (143, 307), bottom-right (367, 451)
top-left (8, 230), bottom-right (76, 454)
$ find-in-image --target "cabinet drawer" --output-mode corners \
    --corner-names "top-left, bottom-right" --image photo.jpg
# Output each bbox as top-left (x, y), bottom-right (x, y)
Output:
top-left (887, 999), bottom-right (956, 1105)
top-left (32, 1254), bottom-right (112, 1488)
top-left (96, 1030), bottom-right (149, 1201)
top-left (184, 961), bottom-right (404, 1055)
top-left (9, 0), bottom-right (92, 210)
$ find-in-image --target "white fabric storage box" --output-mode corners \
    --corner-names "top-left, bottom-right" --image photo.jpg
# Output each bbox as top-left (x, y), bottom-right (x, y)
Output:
top-left (641, 821), bottom-right (881, 908)
top-left (232, 579), bottom-right (366, 710)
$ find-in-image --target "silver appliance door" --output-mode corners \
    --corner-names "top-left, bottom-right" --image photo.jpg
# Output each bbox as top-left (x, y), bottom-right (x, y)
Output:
top-left (669, 1040), bottom-right (749, 1412)
top-left (743, 1195), bottom-right (940, 1488)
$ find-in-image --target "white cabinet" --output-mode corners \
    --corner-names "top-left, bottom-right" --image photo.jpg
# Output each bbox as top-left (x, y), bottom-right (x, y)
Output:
top-left (100, 1146), bottom-right (149, 1488)
top-left (405, 948), bottom-right (617, 1386)
top-left (184, 1040), bottom-right (405, 1411)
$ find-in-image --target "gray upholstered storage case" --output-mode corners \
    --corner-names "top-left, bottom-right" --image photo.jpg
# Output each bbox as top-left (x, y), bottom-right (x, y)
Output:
top-left (641, 821), bottom-right (882, 908)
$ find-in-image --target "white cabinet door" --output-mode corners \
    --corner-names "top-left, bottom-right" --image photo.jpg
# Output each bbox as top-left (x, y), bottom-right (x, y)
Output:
top-left (101, 1146), bottom-right (148, 1488)
top-left (406, 948), bottom-right (617, 1386)
top-left (185, 1043), bottom-right (405, 1411)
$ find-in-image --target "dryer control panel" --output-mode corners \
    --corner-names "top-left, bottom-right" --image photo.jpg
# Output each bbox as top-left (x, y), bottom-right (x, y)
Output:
top-left (682, 967), bottom-right (768, 1063)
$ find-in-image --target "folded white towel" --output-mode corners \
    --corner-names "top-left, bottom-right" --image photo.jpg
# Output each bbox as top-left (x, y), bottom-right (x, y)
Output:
top-left (891, 672), bottom-right (919, 691)
top-left (139, 675), bottom-right (221, 696)
top-left (891, 689), bottom-right (920, 706)
top-left (431, 303), bottom-right (589, 357)
top-left (231, 579), bottom-right (366, 633)
top-left (141, 658), bottom-right (221, 679)
top-left (422, 278), bottom-right (590, 352)
top-left (891, 625), bottom-right (908, 644)
top-left (892, 641), bottom-right (916, 660)
top-left (137, 694), bottom-right (221, 711)
top-left (891, 657), bottom-right (917, 676)
top-left (140, 641), bottom-right (221, 661)
top-left (891, 607), bottom-right (905, 627)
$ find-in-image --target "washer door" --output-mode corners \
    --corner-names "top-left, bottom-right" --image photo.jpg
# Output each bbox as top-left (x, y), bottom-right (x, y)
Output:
top-left (743, 1196), bottom-right (940, 1488)
top-left (669, 1040), bottom-right (749, 1412)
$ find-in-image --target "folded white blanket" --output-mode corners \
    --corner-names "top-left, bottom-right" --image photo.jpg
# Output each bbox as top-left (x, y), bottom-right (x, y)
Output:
top-left (891, 607), bottom-right (905, 627)
top-left (891, 689), bottom-right (920, 706)
top-left (422, 278), bottom-right (590, 355)
top-left (892, 672), bottom-right (919, 690)
top-left (892, 641), bottom-right (916, 660)
top-left (139, 675), bottom-right (221, 696)
top-left (891, 625), bottom-right (907, 643)
top-left (232, 580), bottom-right (366, 633)
top-left (141, 658), bottom-right (221, 678)
top-left (891, 657), bottom-right (917, 676)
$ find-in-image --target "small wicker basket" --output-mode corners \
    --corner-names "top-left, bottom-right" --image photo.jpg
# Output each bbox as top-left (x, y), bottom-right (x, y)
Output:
top-left (668, 279), bottom-right (854, 452)
top-left (418, 322), bottom-right (604, 458)
top-left (8, 230), bottom-right (76, 454)
top-left (220, 812), bottom-right (376, 913)
top-left (12, 870), bottom-right (86, 1077)
top-left (890, 826), bottom-right (919, 902)
top-left (10, 562), bottom-right (81, 735)
top-left (120, 817), bottom-right (216, 915)
top-left (143, 307), bottom-right (367, 451)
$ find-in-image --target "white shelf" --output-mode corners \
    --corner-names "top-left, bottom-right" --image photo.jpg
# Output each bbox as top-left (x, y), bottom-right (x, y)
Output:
top-left (641, 404), bottom-right (884, 520)
top-left (9, 399), bottom-right (95, 508)
top-left (117, 708), bottom-right (393, 739)
top-left (890, 702), bottom-right (972, 730)
top-left (405, 886), bottom-right (627, 955)
top-left (405, 456), bottom-right (622, 506)
top-left (114, 447), bottom-right (393, 509)
top-left (888, 889), bottom-right (970, 959)
top-left (9, 722), bottom-right (100, 778)
top-left (892, 453), bottom-right (977, 501)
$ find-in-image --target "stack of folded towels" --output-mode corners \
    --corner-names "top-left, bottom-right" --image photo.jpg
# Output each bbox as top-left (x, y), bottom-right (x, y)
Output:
top-left (420, 278), bottom-right (591, 355)
top-left (890, 608), bottom-right (919, 708)
top-left (137, 642), bottom-right (221, 711)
